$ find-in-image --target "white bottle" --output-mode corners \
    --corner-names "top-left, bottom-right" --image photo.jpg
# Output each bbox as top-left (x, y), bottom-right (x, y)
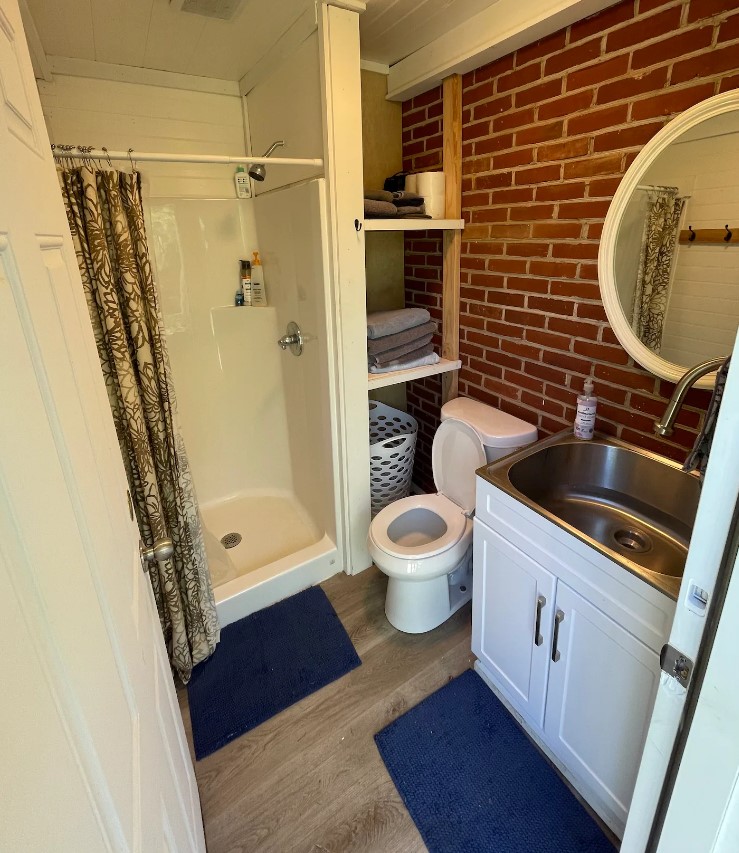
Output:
top-left (234, 166), bottom-right (252, 199)
top-left (240, 260), bottom-right (252, 306)
top-left (251, 251), bottom-right (267, 306)
top-left (574, 377), bottom-right (597, 440)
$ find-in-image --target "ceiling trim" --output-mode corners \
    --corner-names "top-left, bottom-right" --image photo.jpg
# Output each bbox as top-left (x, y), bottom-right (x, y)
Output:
top-left (360, 59), bottom-right (389, 75)
top-left (46, 56), bottom-right (240, 96)
top-left (19, 0), bottom-right (52, 82)
top-left (386, 0), bottom-right (620, 102)
top-left (322, 0), bottom-right (366, 12)
top-left (239, 3), bottom-right (317, 96)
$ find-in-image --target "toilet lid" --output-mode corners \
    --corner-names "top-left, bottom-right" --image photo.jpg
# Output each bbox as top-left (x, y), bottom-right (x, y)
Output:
top-left (432, 418), bottom-right (487, 512)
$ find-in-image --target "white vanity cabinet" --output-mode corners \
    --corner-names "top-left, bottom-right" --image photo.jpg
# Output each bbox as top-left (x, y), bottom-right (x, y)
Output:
top-left (472, 476), bottom-right (675, 838)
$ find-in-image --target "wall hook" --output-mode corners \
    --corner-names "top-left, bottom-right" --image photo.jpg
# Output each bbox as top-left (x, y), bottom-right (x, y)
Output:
top-left (725, 224), bottom-right (732, 242)
top-left (688, 225), bottom-right (696, 242)
top-left (354, 218), bottom-right (362, 232)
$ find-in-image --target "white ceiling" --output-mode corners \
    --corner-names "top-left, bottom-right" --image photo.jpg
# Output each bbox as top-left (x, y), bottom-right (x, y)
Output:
top-left (24, 0), bottom-right (503, 83)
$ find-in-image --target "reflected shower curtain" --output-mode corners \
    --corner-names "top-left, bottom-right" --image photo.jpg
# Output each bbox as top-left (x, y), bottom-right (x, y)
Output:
top-left (631, 187), bottom-right (686, 353)
top-left (59, 166), bottom-right (219, 682)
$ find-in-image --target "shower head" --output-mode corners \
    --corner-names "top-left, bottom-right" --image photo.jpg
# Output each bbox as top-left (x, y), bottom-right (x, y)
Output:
top-left (248, 140), bottom-right (285, 181)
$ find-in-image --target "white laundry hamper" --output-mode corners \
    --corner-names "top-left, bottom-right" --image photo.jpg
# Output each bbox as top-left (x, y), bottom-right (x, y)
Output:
top-left (369, 401), bottom-right (418, 518)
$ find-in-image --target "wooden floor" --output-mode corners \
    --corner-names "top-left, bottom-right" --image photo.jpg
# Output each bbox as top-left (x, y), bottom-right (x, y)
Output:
top-left (178, 567), bottom-right (475, 853)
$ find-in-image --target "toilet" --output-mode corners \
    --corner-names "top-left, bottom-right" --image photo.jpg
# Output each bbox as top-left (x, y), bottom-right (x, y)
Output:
top-left (368, 398), bottom-right (537, 633)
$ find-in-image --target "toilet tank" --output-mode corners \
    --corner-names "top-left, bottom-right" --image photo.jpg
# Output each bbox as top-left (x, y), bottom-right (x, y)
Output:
top-left (440, 398), bottom-right (538, 463)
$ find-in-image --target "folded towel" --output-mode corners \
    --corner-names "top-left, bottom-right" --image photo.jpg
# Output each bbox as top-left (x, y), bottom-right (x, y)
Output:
top-left (397, 213), bottom-right (432, 219)
top-left (366, 308), bottom-right (431, 339)
top-left (369, 349), bottom-right (439, 374)
top-left (392, 192), bottom-right (425, 205)
top-left (395, 205), bottom-right (426, 216)
top-left (364, 190), bottom-right (394, 202)
top-left (370, 333), bottom-right (435, 367)
top-left (683, 356), bottom-right (731, 478)
top-left (367, 320), bottom-right (437, 356)
top-left (364, 199), bottom-right (397, 218)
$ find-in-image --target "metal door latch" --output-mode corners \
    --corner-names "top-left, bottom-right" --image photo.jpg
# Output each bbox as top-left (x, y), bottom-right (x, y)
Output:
top-left (660, 643), bottom-right (694, 689)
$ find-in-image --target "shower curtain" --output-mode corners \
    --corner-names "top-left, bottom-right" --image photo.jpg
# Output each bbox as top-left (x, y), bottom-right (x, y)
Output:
top-left (59, 165), bottom-right (219, 683)
top-left (631, 187), bottom-right (686, 354)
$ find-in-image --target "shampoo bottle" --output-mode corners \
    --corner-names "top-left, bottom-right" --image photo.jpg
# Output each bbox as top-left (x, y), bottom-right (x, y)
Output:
top-left (251, 251), bottom-right (267, 306)
top-left (234, 166), bottom-right (251, 199)
top-left (574, 377), bottom-right (597, 440)
top-left (240, 260), bottom-right (252, 306)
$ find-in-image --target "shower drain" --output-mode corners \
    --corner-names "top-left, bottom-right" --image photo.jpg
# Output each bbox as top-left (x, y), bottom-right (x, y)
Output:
top-left (220, 532), bottom-right (242, 549)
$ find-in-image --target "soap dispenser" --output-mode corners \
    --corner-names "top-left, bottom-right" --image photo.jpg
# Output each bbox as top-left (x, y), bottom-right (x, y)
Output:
top-left (574, 377), bottom-right (597, 440)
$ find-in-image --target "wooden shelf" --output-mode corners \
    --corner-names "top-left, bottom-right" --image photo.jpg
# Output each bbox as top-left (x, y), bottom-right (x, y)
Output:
top-left (367, 358), bottom-right (462, 390)
top-left (363, 218), bottom-right (464, 232)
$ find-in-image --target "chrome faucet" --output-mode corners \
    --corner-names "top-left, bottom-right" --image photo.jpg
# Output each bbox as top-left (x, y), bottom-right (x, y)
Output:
top-left (654, 357), bottom-right (726, 436)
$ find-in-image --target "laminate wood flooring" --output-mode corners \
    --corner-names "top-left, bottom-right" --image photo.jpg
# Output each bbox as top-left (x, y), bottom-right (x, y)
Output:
top-left (178, 567), bottom-right (475, 853)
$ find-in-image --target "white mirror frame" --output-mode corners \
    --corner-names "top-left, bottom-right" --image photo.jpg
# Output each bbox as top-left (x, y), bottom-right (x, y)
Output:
top-left (598, 89), bottom-right (739, 390)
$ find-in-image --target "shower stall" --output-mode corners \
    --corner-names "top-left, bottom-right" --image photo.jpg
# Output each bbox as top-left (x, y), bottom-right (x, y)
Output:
top-left (147, 177), bottom-right (340, 626)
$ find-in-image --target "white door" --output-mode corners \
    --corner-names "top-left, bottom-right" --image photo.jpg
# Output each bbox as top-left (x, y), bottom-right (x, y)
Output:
top-left (544, 581), bottom-right (661, 837)
top-left (0, 2), bottom-right (205, 850)
top-left (472, 521), bottom-right (556, 729)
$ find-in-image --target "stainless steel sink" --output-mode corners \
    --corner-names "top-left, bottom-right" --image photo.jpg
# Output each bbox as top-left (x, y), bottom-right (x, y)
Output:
top-left (478, 430), bottom-right (701, 599)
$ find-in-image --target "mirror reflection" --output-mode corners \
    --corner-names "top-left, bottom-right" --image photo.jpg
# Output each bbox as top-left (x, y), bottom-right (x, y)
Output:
top-left (615, 111), bottom-right (739, 367)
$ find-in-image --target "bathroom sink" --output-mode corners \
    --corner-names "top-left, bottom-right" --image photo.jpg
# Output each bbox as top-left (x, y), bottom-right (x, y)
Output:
top-left (478, 430), bottom-right (701, 598)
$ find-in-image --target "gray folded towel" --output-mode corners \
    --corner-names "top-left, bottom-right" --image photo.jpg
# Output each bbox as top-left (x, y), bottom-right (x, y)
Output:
top-left (367, 308), bottom-right (431, 339)
top-left (369, 349), bottom-right (439, 374)
top-left (364, 199), bottom-right (397, 217)
top-left (370, 333), bottom-right (435, 367)
top-left (364, 190), bottom-right (394, 202)
top-left (367, 320), bottom-right (437, 356)
top-left (683, 356), bottom-right (731, 478)
top-left (395, 205), bottom-right (426, 216)
top-left (392, 191), bottom-right (425, 205)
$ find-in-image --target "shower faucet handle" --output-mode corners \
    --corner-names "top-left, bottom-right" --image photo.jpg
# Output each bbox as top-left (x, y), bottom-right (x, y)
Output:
top-left (277, 321), bottom-right (304, 356)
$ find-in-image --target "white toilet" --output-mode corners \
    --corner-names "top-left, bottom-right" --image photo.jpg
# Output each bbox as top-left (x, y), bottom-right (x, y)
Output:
top-left (368, 397), bottom-right (537, 633)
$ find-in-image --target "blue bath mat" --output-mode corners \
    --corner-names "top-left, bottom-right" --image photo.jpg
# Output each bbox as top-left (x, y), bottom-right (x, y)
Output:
top-left (375, 669), bottom-right (614, 852)
top-left (188, 585), bottom-right (361, 759)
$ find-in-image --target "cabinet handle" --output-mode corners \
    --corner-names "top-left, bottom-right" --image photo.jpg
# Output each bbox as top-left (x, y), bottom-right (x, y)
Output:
top-left (552, 609), bottom-right (565, 662)
top-left (534, 594), bottom-right (546, 646)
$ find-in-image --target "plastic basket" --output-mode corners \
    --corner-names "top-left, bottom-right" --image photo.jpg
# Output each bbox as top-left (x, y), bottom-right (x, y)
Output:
top-left (369, 401), bottom-right (418, 518)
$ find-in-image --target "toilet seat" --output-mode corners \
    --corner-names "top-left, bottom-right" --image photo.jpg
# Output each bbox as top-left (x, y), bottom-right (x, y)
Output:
top-left (370, 493), bottom-right (467, 560)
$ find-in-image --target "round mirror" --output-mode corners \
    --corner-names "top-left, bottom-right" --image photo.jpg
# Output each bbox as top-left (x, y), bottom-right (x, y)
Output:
top-left (599, 90), bottom-right (739, 388)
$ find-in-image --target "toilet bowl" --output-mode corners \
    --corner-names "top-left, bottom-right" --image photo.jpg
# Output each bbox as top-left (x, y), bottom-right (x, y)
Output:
top-left (368, 399), bottom-right (537, 633)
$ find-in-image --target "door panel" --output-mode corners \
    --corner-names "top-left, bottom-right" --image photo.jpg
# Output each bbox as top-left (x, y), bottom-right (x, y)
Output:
top-left (472, 520), bottom-right (556, 729)
top-left (545, 581), bottom-right (661, 836)
top-left (0, 1), bottom-right (205, 848)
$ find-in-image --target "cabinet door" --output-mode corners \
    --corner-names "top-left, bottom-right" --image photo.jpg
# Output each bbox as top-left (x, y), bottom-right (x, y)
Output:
top-left (472, 521), bottom-right (556, 730)
top-left (544, 581), bottom-right (661, 836)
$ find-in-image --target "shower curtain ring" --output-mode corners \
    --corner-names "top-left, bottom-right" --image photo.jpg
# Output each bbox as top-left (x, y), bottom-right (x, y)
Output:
top-left (128, 148), bottom-right (137, 172)
top-left (102, 146), bottom-right (113, 168)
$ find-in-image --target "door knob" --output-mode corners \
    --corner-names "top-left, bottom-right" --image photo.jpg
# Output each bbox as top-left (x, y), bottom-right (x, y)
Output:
top-left (140, 537), bottom-right (174, 565)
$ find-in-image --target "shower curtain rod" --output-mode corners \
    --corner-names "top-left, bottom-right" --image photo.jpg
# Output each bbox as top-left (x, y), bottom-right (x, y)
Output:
top-left (51, 146), bottom-right (323, 168)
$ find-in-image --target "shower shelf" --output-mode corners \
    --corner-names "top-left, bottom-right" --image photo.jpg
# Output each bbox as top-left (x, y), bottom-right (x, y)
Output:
top-left (367, 357), bottom-right (462, 390)
top-left (363, 218), bottom-right (464, 231)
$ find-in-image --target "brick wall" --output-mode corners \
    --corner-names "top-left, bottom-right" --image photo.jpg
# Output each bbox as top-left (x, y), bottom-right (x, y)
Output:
top-left (403, 0), bottom-right (738, 492)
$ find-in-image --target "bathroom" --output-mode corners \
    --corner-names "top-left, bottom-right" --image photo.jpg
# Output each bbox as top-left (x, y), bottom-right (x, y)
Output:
top-left (3, 0), bottom-right (739, 850)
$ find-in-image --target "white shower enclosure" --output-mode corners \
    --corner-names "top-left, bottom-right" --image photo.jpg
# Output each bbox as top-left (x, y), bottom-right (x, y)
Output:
top-left (150, 178), bottom-right (340, 626)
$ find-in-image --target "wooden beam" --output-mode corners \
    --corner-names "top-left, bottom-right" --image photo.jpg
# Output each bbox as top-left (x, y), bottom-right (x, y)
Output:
top-left (19, 0), bottom-right (52, 82)
top-left (441, 74), bottom-right (462, 405)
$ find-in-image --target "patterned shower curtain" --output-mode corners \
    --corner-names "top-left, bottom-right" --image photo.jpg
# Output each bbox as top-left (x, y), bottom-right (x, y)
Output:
top-left (59, 165), bottom-right (219, 683)
top-left (631, 187), bottom-right (687, 353)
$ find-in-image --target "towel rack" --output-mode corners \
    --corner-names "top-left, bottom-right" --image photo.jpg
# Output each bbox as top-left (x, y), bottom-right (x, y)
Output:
top-left (679, 225), bottom-right (735, 245)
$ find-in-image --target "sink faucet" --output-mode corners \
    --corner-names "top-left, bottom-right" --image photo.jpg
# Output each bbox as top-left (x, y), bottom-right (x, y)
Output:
top-left (654, 357), bottom-right (726, 437)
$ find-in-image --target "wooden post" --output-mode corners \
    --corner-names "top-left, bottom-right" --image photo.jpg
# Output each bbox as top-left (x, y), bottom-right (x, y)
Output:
top-left (441, 73), bottom-right (462, 405)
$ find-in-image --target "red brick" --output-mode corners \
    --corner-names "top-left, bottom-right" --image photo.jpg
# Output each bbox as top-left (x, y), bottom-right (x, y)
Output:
top-left (596, 67), bottom-right (670, 105)
top-left (516, 121), bottom-right (565, 145)
top-left (473, 94), bottom-right (514, 120)
top-left (718, 12), bottom-right (739, 42)
top-left (632, 26), bottom-right (714, 70)
top-left (493, 107), bottom-right (537, 132)
top-left (515, 78), bottom-right (563, 108)
top-left (538, 89), bottom-right (595, 120)
top-left (521, 390), bottom-right (567, 418)
top-left (551, 241), bottom-right (600, 260)
top-left (537, 137), bottom-right (590, 161)
top-left (535, 182), bottom-right (587, 202)
top-left (528, 296), bottom-right (576, 316)
top-left (474, 172), bottom-right (512, 190)
top-left (577, 302), bottom-right (608, 321)
top-left (505, 309), bottom-right (548, 328)
top-left (688, 0), bottom-right (739, 23)
top-left (411, 87), bottom-right (443, 110)
top-left (463, 156), bottom-right (493, 175)
top-left (509, 203), bottom-right (556, 221)
top-left (463, 79), bottom-right (496, 107)
top-left (573, 339), bottom-right (630, 364)
top-left (464, 119), bottom-right (493, 141)
top-left (541, 349), bottom-right (593, 376)
top-left (498, 62), bottom-right (543, 93)
top-left (506, 276), bottom-right (550, 293)
top-left (547, 316), bottom-right (600, 339)
top-left (587, 176), bottom-right (623, 197)
top-left (672, 44), bottom-right (739, 84)
top-left (525, 327), bottom-right (573, 350)
top-left (532, 221), bottom-right (584, 238)
top-left (525, 361), bottom-right (569, 385)
top-left (606, 7), bottom-right (683, 51)
top-left (467, 302), bottom-right (505, 320)
top-left (504, 368), bottom-right (546, 394)
top-left (501, 338), bottom-right (542, 360)
top-left (594, 363), bottom-right (656, 391)
top-left (570, 2), bottom-right (636, 44)
top-left (473, 54), bottom-right (516, 84)
top-left (549, 279), bottom-right (600, 299)
top-left (720, 73), bottom-right (739, 92)
top-left (516, 30), bottom-right (569, 67)
top-left (463, 191), bottom-right (492, 207)
top-left (567, 54), bottom-right (631, 92)
top-left (490, 186), bottom-right (534, 203)
top-left (488, 257), bottom-right (528, 274)
top-left (514, 163), bottom-right (562, 185)
top-left (545, 38), bottom-right (602, 76)
top-left (558, 199), bottom-right (612, 219)
top-left (505, 241), bottom-right (550, 258)
top-left (485, 290), bottom-right (527, 308)
top-left (587, 222), bottom-right (604, 240)
top-left (631, 83), bottom-right (716, 119)
top-left (567, 103), bottom-right (629, 134)
top-left (563, 152), bottom-right (623, 179)
top-left (474, 132), bottom-right (515, 155)
top-left (592, 122), bottom-right (664, 151)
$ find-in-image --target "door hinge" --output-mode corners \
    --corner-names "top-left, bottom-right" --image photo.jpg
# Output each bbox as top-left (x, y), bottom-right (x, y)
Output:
top-left (660, 643), bottom-right (694, 689)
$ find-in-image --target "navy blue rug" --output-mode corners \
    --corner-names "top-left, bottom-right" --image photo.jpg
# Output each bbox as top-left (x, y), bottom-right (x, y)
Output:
top-left (188, 585), bottom-right (361, 759)
top-left (375, 669), bottom-right (614, 852)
